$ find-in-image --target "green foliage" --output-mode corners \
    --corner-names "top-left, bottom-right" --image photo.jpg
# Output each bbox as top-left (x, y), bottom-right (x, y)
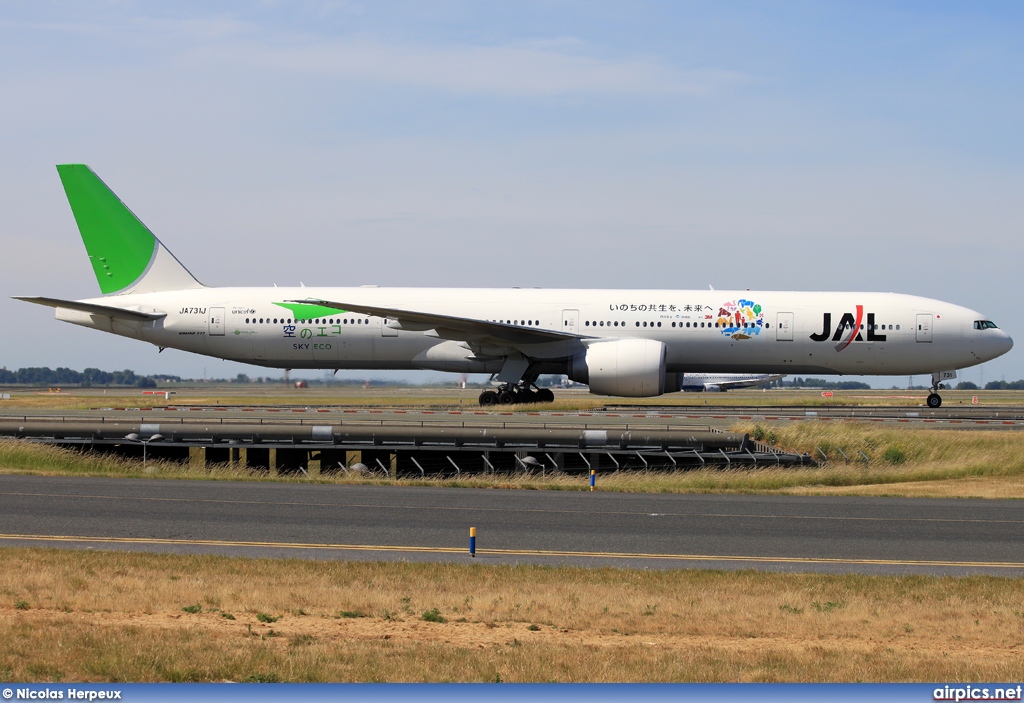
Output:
top-left (811, 600), bottom-right (846, 613)
top-left (256, 612), bottom-right (279, 623)
top-left (181, 604), bottom-right (202, 614)
top-left (220, 612), bottom-right (235, 620)
top-left (527, 624), bottom-right (540, 631)
top-left (778, 604), bottom-right (804, 614)
top-left (421, 608), bottom-right (447, 623)
top-left (14, 600), bottom-right (29, 610)
top-left (751, 423), bottom-right (783, 444)
top-left (882, 446), bottom-right (907, 464)
top-left (338, 610), bottom-right (364, 618)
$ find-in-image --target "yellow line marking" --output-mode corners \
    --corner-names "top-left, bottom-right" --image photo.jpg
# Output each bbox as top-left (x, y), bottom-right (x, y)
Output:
top-left (1, 533), bottom-right (1023, 569)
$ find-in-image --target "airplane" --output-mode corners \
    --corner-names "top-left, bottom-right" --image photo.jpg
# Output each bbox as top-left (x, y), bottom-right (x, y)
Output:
top-left (680, 373), bottom-right (785, 392)
top-left (14, 164), bottom-right (1013, 409)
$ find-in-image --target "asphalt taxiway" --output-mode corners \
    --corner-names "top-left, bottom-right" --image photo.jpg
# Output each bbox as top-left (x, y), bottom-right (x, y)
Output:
top-left (1, 475), bottom-right (1021, 576)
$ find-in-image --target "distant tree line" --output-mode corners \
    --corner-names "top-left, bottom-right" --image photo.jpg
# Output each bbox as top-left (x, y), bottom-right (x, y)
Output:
top-left (0, 366), bottom-right (157, 388)
top-left (979, 380), bottom-right (1024, 390)
top-left (954, 380), bottom-right (1024, 390)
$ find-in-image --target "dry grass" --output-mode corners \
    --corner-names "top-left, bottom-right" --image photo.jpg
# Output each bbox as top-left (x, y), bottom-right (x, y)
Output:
top-left (1, 547), bottom-right (1023, 682)
top-left (733, 421), bottom-right (1024, 497)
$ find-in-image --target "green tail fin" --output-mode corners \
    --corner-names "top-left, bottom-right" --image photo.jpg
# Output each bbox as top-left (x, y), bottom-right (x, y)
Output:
top-left (56, 164), bottom-right (202, 295)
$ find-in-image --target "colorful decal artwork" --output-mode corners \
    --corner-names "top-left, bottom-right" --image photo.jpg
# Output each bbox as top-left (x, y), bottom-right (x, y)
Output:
top-left (717, 299), bottom-right (764, 340)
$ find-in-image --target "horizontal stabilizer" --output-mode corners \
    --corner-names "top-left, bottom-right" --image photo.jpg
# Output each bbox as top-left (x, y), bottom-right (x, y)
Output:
top-left (289, 298), bottom-right (585, 345)
top-left (13, 296), bottom-right (166, 321)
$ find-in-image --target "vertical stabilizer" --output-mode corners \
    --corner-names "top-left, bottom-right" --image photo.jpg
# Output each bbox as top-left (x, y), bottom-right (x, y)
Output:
top-left (56, 164), bottom-right (204, 295)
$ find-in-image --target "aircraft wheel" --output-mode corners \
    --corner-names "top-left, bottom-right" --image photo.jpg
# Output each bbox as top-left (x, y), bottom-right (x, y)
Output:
top-left (536, 388), bottom-right (555, 403)
top-left (479, 390), bottom-right (499, 407)
top-left (516, 388), bottom-right (537, 404)
top-left (498, 390), bottom-right (516, 405)
top-left (926, 393), bottom-right (942, 408)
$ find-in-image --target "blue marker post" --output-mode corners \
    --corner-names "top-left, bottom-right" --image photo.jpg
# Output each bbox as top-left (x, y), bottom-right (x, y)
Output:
top-left (590, 469), bottom-right (596, 491)
top-left (469, 526), bottom-right (476, 557)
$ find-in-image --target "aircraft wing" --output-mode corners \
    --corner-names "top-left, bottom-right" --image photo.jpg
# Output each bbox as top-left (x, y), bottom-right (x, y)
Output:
top-left (288, 298), bottom-right (586, 345)
top-left (713, 374), bottom-right (786, 389)
top-left (13, 296), bottom-right (166, 321)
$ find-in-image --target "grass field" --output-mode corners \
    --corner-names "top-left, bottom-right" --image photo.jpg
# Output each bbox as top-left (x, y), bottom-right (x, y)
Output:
top-left (2, 548), bottom-right (1023, 682)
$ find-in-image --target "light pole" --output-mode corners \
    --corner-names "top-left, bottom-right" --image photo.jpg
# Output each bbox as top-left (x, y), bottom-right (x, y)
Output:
top-left (124, 433), bottom-right (164, 469)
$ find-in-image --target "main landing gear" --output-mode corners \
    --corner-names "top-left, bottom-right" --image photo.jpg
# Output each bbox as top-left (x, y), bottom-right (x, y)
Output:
top-left (478, 382), bottom-right (555, 406)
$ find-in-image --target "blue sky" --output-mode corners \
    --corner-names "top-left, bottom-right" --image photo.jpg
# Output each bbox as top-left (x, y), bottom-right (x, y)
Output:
top-left (1, 1), bottom-right (1021, 385)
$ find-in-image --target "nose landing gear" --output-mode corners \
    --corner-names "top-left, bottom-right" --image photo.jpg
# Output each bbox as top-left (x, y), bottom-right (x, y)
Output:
top-left (926, 370), bottom-right (952, 408)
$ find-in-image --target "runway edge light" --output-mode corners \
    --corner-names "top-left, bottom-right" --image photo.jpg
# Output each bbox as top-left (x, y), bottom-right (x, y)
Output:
top-left (469, 527), bottom-right (476, 557)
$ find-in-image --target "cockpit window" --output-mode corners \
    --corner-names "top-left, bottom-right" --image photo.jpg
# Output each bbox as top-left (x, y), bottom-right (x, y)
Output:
top-left (974, 320), bottom-right (999, 330)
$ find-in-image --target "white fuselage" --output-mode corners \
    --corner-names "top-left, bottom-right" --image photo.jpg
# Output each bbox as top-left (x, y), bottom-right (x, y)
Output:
top-left (55, 286), bottom-right (1012, 380)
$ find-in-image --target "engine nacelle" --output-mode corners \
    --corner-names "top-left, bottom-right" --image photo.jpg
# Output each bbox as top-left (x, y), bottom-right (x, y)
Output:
top-left (568, 338), bottom-right (667, 397)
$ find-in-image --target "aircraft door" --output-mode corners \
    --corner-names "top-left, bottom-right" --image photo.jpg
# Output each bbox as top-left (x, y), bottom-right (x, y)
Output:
top-left (916, 314), bottom-right (932, 343)
top-left (562, 309), bottom-right (579, 333)
top-left (209, 307), bottom-right (225, 336)
top-left (776, 312), bottom-right (794, 341)
top-left (381, 317), bottom-right (398, 337)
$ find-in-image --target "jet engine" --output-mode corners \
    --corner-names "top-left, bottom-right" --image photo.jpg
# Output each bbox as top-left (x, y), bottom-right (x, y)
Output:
top-left (568, 338), bottom-right (667, 397)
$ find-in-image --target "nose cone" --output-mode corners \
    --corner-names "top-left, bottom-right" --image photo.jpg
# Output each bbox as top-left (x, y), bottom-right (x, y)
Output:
top-left (980, 328), bottom-right (1014, 361)
top-left (997, 330), bottom-right (1014, 356)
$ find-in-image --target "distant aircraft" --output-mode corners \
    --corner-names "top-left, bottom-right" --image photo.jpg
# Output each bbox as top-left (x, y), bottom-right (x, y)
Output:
top-left (680, 373), bottom-right (785, 392)
top-left (15, 165), bottom-right (1013, 408)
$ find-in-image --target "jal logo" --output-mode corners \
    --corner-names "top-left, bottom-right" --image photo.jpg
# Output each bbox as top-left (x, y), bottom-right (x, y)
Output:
top-left (809, 305), bottom-right (886, 351)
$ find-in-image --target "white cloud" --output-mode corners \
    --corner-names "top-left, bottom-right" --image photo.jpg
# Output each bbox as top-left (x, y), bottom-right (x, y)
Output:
top-left (203, 39), bottom-right (747, 97)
